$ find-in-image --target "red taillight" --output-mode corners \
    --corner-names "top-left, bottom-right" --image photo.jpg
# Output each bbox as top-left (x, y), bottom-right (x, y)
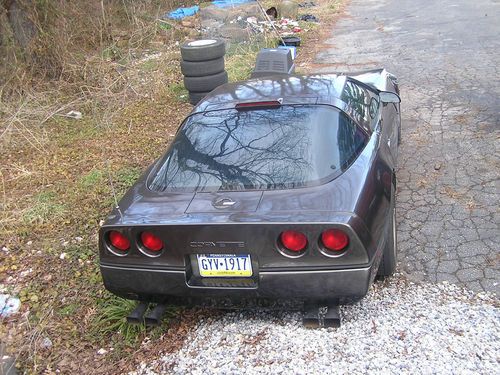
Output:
top-left (140, 231), bottom-right (163, 252)
top-left (280, 230), bottom-right (307, 252)
top-left (321, 229), bottom-right (349, 251)
top-left (109, 230), bottom-right (130, 251)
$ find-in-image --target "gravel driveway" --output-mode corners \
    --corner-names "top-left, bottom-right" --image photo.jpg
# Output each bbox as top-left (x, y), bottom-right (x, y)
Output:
top-left (133, 276), bottom-right (498, 374)
top-left (134, 0), bottom-right (499, 373)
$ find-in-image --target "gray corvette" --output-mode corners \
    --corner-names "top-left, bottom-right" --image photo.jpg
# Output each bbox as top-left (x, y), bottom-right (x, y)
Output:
top-left (99, 69), bottom-right (401, 309)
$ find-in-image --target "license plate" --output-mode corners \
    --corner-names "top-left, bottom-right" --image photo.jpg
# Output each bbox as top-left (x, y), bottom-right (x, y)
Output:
top-left (197, 254), bottom-right (252, 277)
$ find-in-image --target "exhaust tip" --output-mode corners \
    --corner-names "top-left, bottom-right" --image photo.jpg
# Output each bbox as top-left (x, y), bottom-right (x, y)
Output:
top-left (303, 303), bottom-right (341, 328)
top-left (144, 304), bottom-right (168, 327)
top-left (126, 301), bottom-right (149, 325)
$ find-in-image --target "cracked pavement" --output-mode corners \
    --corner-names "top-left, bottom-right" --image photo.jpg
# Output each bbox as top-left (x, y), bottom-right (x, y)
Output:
top-left (316, 0), bottom-right (499, 294)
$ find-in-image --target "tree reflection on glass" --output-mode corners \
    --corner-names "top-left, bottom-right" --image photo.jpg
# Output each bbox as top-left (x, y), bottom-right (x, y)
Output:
top-left (341, 80), bottom-right (379, 129)
top-left (149, 105), bottom-right (367, 192)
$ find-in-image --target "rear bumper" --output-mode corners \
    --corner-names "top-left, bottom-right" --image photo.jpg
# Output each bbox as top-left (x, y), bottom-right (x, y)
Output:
top-left (100, 263), bottom-right (377, 304)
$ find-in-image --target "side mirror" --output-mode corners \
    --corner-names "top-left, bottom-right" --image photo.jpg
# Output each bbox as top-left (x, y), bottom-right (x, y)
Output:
top-left (379, 91), bottom-right (401, 104)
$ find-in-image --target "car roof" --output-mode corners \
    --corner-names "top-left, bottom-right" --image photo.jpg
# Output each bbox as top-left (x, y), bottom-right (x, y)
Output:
top-left (191, 69), bottom-right (388, 114)
top-left (192, 74), bottom-right (345, 113)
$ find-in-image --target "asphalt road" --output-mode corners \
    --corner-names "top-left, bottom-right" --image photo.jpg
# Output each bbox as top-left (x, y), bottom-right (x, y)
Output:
top-left (316, 0), bottom-right (499, 294)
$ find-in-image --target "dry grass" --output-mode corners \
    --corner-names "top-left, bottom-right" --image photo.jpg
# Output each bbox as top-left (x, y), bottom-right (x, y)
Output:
top-left (0, 0), bottom-right (345, 372)
top-left (0, 2), bottom-right (193, 373)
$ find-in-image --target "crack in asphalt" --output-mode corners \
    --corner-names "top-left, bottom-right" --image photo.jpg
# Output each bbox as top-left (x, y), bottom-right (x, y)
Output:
top-left (316, 0), bottom-right (500, 294)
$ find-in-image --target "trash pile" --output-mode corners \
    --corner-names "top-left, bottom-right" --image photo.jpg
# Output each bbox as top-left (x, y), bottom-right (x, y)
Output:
top-left (200, 3), bottom-right (319, 44)
top-left (299, 14), bottom-right (319, 22)
top-left (162, 0), bottom-right (321, 45)
top-left (200, 3), bottom-right (267, 43)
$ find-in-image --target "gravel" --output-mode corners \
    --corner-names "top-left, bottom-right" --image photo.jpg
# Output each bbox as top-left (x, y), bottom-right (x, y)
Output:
top-left (132, 275), bottom-right (499, 375)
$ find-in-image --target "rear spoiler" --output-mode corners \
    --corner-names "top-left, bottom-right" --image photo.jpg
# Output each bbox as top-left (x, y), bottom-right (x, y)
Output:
top-left (323, 68), bottom-right (397, 93)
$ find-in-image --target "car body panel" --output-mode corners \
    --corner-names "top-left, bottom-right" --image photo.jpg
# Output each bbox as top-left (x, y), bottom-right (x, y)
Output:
top-left (99, 68), bottom-right (400, 305)
top-left (100, 263), bottom-right (374, 304)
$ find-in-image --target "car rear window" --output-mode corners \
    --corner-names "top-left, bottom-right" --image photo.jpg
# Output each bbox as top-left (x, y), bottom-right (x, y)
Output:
top-left (148, 105), bottom-right (367, 192)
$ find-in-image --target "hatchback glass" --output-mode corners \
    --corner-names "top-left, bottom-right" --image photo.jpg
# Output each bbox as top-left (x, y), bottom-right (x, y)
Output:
top-left (148, 105), bottom-right (367, 192)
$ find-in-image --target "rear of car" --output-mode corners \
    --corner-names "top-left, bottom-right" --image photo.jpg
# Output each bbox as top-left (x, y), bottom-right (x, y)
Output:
top-left (99, 77), bottom-right (391, 306)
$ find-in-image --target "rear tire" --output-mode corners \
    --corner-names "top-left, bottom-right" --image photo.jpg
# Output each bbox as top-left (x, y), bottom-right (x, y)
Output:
top-left (377, 193), bottom-right (397, 277)
top-left (183, 71), bottom-right (228, 92)
top-left (180, 39), bottom-right (226, 62)
top-left (181, 57), bottom-right (225, 77)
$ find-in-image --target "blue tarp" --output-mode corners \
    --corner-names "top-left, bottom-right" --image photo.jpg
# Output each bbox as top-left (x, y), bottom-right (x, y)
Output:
top-left (166, 5), bottom-right (199, 20)
top-left (166, 0), bottom-right (254, 20)
top-left (212, 0), bottom-right (254, 8)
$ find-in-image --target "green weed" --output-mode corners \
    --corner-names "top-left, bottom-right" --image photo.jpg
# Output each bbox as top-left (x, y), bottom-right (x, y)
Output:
top-left (225, 39), bottom-right (276, 82)
top-left (93, 296), bottom-right (145, 344)
top-left (116, 167), bottom-right (141, 187)
top-left (79, 169), bottom-right (105, 188)
top-left (23, 191), bottom-right (65, 224)
top-left (167, 82), bottom-right (188, 102)
top-left (92, 293), bottom-right (179, 344)
top-left (226, 52), bottom-right (257, 82)
top-left (64, 243), bottom-right (95, 261)
top-left (157, 21), bottom-right (173, 31)
top-left (59, 303), bottom-right (79, 317)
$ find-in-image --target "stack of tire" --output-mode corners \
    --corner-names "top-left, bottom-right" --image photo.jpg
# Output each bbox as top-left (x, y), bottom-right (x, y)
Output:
top-left (180, 39), bottom-right (228, 105)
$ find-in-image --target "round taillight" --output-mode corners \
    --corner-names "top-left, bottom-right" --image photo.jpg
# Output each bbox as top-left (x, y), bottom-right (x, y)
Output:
top-left (280, 230), bottom-right (307, 252)
top-left (109, 230), bottom-right (130, 251)
top-left (321, 229), bottom-right (349, 251)
top-left (140, 231), bottom-right (163, 252)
